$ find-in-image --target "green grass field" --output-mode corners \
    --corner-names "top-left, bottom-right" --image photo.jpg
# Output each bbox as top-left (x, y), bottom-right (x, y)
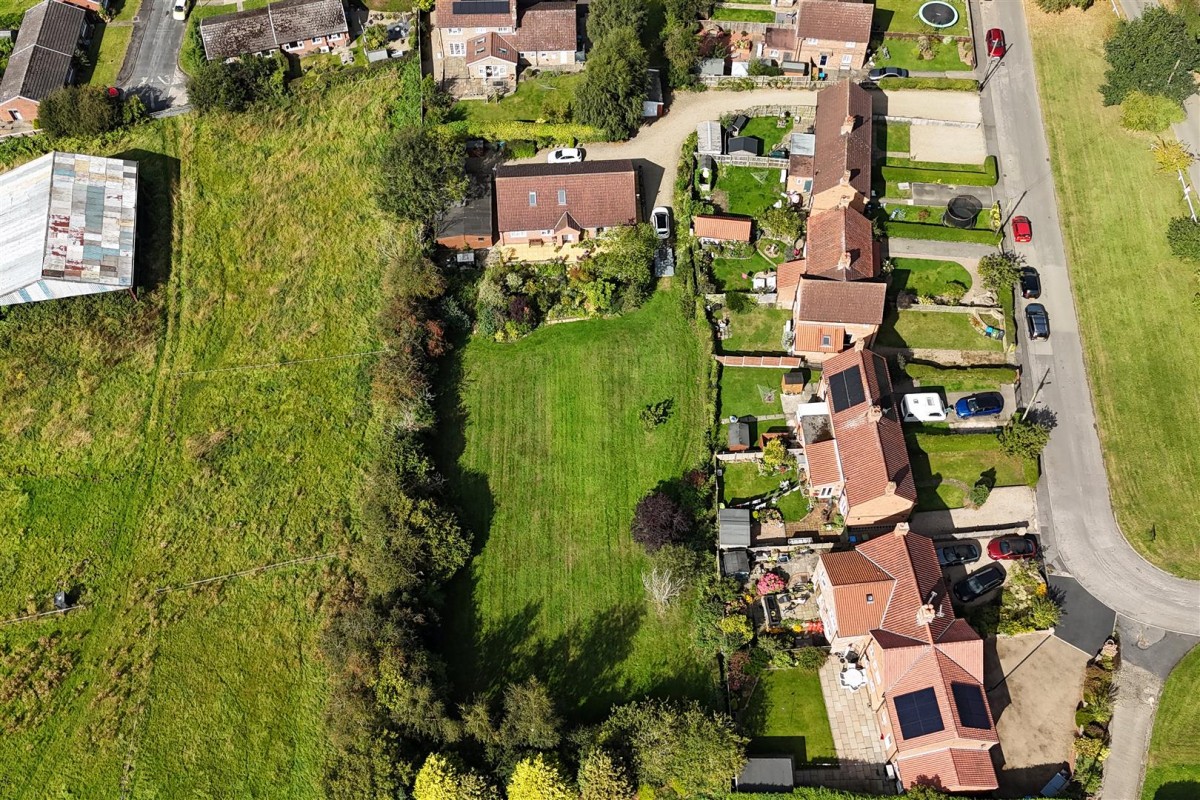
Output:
top-left (718, 367), bottom-right (794, 419)
top-left (720, 305), bottom-right (791, 354)
top-left (742, 668), bottom-right (836, 764)
top-left (1027, 1), bottom-right (1200, 576)
top-left (438, 290), bottom-right (717, 719)
top-left (889, 257), bottom-right (972, 298)
top-left (873, 0), bottom-right (969, 35)
top-left (906, 429), bottom-right (1038, 510)
top-left (903, 363), bottom-right (1017, 392)
top-left (0, 68), bottom-right (418, 796)
top-left (714, 166), bottom-right (786, 219)
top-left (877, 308), bottom-right (1004, 352)
top-left (711, 6), bottom-right (775, 22)
top-left (1143, 645), bottom-right (1200, 800)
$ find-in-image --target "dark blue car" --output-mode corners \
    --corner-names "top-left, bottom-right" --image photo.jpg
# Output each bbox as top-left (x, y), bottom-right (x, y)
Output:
top-left (954, 392), bottom-right (1004, 419)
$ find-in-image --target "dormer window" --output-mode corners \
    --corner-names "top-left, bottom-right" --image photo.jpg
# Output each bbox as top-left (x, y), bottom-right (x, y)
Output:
top-left (821, 334), bottom-right (832, 348)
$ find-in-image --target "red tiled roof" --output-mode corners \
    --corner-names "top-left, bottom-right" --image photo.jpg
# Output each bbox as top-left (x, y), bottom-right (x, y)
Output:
top-left (466, 31), bottom-right (518, 64)
top-left (495, 160), bottom-right (638, 234)
top-left (789, 153), bottom-right (814, 180)
top-left (812, 80), bottom-right (873, 199)
top-left (694, 213), bottom-right (753, 242)
top-left (796, 278), bottom-right (886, 325)
top-left (764, 24), bottom-right (797, 51)
top-left (793, 323), bottom-right (844, 354)
top-left (805, 438), bottom-right (843, 487)
top-left (804, 205), bottom-right (878, 281)
top-left (795, 0), bottom-right (872, 45)
top-left (861, 530), bottom-right (952, 642)
top-left (510, 1), bottom-right (576, 53)
top-left (777, 259), bottom-right (804, 306)
top-left (434, 0), bottom-right (516, 29)
top-left (896, 748), bottom-right (998, 792)
top-left (821, 549), bottom-right (890, 585)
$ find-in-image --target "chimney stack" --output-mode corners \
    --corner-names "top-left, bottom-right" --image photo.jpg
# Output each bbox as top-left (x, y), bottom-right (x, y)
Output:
top-left (917, 603), bottom-right (937, 626)
top-left (867, 405), bottom-right (884, 423)
top-left (895, 522), bottom-right (910, 535)
top-left (841, 114), bottom-right (855, 135)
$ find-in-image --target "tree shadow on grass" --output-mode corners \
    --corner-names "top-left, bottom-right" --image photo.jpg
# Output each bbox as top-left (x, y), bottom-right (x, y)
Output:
top-left (1156, 782), bottom-right (1200, 800)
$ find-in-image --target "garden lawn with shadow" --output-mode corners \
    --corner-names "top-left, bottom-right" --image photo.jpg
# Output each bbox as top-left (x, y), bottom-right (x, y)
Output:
top-left (718, 367), bottom-right (793, 420)
top-left (711, 250), bottom-right (775, 291)
top-left (452, 71), bottom-right (583, 125)
top-left (875, 121), bottom-right (911, 154)
top-left (711, 6), bottom-right (776, 22)
top-left (714, 165), bottom-right (787, 219)
top-left (1142, 645), bottom-right (1200, 800)
top-left (738, 116), bottom-right (792, 152)
top-left (902, 362), bottom-right (1017, 393)
top-left (876, 308), bottom-right (1003, 352)
top-left (905, 428), bottom-right (1038, 510)
top-left (888, 257), bottom-right (971, 299)
top-left (741, 668), bottom-right (837, 764)
top-left (720, 306), bottom-right (792, 354)
top-left (873, 34), bottom-right (972, 72)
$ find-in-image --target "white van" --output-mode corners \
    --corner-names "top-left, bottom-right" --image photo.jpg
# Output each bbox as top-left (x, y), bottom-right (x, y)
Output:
top-left (901, 393), bottom-right (948, 423)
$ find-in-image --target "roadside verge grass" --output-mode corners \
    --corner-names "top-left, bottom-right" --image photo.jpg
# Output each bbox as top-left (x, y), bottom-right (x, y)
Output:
top-left (1142, 645), bottom-right (1200, 800)
top-left (1027, 0), bottom-right (1200, 576)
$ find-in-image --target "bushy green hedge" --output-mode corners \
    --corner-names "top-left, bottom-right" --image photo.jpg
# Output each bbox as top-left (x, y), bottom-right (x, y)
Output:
top-left (879, 155), bottom-right (999, 187)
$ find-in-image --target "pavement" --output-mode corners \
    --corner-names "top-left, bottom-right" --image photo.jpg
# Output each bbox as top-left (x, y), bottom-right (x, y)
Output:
top-left (985, 633), bottom-right (1088, 798)
top-left (973, 0), bottom-right (1200, 637)
top-left (117, 0), bottom-right (189, 111)
top-left (910, 486), bottom-right (1035, 534)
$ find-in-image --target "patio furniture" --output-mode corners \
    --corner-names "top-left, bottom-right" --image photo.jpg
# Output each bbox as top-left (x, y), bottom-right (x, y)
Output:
top-left (840, 667), bottom-right (865, 691)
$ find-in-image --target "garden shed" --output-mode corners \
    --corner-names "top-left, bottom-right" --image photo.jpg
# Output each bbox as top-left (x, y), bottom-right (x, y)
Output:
top-left (697, 120), bottom-right (722, 156)
top-left (718, 508), bottom-right (752, 548)
top-left (736, 756), bottom-right (795, 791)
top-left (727, 420), bottom-right (751, 451)
top-left (720, 548), bottom-right (750, 579)
top-left (727, 136), bottom-right (761, 156)
top-left (781, 371), bottom-right (807, 395)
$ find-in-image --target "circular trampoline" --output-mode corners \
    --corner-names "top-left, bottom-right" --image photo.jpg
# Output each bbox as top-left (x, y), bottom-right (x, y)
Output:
top-left (943, 195), bottom-right (983, 228)
top-left (918, 1), bottom-right (959, 27)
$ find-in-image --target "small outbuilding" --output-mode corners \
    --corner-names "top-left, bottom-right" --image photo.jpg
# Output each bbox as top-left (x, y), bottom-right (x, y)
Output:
top-left (718, 508), bottom-right (752, 549)
top-left (729, 114), bottom-right (750, 136)
top-left (727, 135), bottom-right (761, 156)
top-left (720, 548), bottom-right (751, 579)
top-left (736, 756), bottom-right (796, 791)
top-left (642, 67), bottom-right (664, 118)
top-left (727, 420), bottom-right (751, 451)
top-left (698, 57), bottom-right (727, 76)
top-left (697, 120), bottom-right (722, 156)
top-left (781, 371), bottom-right (807, 395)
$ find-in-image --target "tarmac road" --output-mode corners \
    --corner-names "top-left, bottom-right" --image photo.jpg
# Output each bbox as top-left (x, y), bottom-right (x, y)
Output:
top-left (116, 0), bottom-right (189, 110)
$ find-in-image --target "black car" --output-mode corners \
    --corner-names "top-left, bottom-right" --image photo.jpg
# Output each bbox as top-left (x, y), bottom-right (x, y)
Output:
top-left (937, 542), bottom-right (982, 567)
top-left (1020, 267), bottom-right (1042, 299)
top-left (868, 66), bottom-right (910, 80)
top-left (1025, 303), bottom-right (1050, 340)
top-left (953, 564), bottom-right (1007, 603)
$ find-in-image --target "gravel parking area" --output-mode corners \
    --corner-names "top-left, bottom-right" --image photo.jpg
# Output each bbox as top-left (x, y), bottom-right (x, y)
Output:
top-left (985, 633), bottom-right (1088, 798)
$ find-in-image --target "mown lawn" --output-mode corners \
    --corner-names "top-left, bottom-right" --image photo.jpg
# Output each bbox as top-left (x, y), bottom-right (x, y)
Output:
top-left (1142, 645), bottom-right (1200, 800)
top-left (877, 308), bottom-right (1004, 352)
top-left (874, 0), bottom-right (969, 35)
top-left (742, 668), bottom-right (837, 764)
top-left (714, 165), bottom-right (786, 219)
top-left (1027, 1), bottom-right (1200, 576)
top-left (720, 305), bottom-right (792, 354)
top-left (718, 367), bottom-right (795, 420)
top-left (875, 121), bottom-right (911, 154)
top-left (80, 22), bottom-right (133, 88)
top-left (453, 71), bottom-right (582, 124)
top-left (711, 250), bottom-right (775, 291)
top-left (0, 67), bottom-right (417, 796)
top-left (905, 429), bottom-right (1038, 510)
top-left (738, 116), bottom-right (791, 152)
top-left (889, 257), bottom-right (972, 298)
top-left (711, 6), bottom-right (775, 22)
top-left (720, 462), bottom-right (808, 520)
top-left (903, 362), bottom-right (1017, 392)
top-left (439, 290), bottom-right (716, 719)
top-left (873, 34), bottom-right (972, 72)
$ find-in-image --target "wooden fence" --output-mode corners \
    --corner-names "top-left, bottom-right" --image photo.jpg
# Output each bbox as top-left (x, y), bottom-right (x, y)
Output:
top-left (712, 153), bottom-right (789, 169)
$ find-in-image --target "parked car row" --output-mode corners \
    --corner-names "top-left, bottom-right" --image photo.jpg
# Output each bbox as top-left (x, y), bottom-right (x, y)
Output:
top-left (947, 535), bottom-right (1040, 603)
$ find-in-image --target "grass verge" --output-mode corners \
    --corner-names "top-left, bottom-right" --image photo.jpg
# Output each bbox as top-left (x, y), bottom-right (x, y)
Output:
top-left (872, 77), bottom-right (979, 91)
top-left (82, 22), bottom-right (132, 88)
top-left (1142, 645), bottom-right (1200, 800)
top-left (439, 290), bottom-right (716, 719)
top-left (1027, 0), bottom-right (1200, 576)
top-left (880, 155), bottom-right (999, 187)
top-left (742, 668), bottom-right (837, 764)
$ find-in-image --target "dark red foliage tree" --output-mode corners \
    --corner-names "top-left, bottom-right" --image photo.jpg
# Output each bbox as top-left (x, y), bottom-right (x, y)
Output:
top-left (631, 492), bottom-right (692, 552)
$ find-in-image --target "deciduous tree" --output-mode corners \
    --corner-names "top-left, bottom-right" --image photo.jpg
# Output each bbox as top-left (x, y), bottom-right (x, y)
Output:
top-left (1166, 217), bottom-right (1200, 261)
top-left (630, 491), bottom-right (692, 552)
top-left (977, 252), bottom-right (1021, 296)
top-left (187, 57), bottom-right (284, 114)
top-left (586, 0), bottom-right (645, 42)
top-left (378, 126), bottom-right (468, 225)
top-left (1151, 137), bottom-right (1196, 175)
top-left (1100, 6), bottom-right (1200, 107)
top-left (577, 748), bottom-right (634, 800)
top-left (37, 85), bottom-right (119, 137)
top-left (997, 415), bottom-right (1051, 459)
top-left (506, 754), bottom-right (574, 800)
top-left (1119, 91), bottom-right (1187, 132)
top-left (414, 754), bottom-right (496, 800)
top-left (574, 28), bottom-right (647, 141)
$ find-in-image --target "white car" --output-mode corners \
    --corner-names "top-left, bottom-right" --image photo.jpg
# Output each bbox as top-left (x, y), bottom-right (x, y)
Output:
top-left (651, 206), bottom-right (672, 239)
top-left (172, 0), bottom-right (187, 19)
top-left (547, 147), bottom-right (583, 164)
top-left (901, 392), bottom-right (948, 423)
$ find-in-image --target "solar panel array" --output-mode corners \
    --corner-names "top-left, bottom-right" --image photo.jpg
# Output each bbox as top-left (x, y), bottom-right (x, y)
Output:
top-left (951, 682), bottom-right (991, 730)
top-left (452, 0), bottom-right (510, 13)
top-left (894, 687), bottom-right (945, 740)
top-left (827, 365), bottom-right (865, 413)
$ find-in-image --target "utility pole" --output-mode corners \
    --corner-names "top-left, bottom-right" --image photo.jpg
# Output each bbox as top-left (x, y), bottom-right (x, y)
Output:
top-left (1179, 169), bottom-right (1198, 222)
top-left (1022, 367), bottom-right (1052, 422)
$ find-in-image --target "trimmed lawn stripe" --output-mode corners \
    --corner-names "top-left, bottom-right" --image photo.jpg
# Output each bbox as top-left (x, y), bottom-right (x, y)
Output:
top-left (1142, 645), bottom-right (1200, 799)
top-left (877, 308), bottom-right (1004, 351)
top-left (906, 429), bottom-right (1038, 511)
top-left (743, 668), bottom-right (837, 764)
top-left (889, 257), bottom-right (972, 298)
top-left (718, 366), bottom-right (794, 420)
top-left (720, 306), bottom-right (792, 354)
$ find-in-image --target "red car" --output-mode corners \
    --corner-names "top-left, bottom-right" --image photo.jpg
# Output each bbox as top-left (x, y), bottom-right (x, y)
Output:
top-left (986, 28), bottom-right (1007, 59)
top-left (1012, 215), bottom-right (1032, 243)
top-left (987, 535), bottom-right (1038, 561)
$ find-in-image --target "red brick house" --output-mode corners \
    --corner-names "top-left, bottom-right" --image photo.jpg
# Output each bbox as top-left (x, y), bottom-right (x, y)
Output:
top-left (0, 0), bottom-right (87, 125)
top-left (465, 31), bottom-right (518, 81)
top-left (759, 0), bottom-right (872, 74)
top-left (493, 160), bottom-right (640, 249)
top-left (810, 80), bottom-right (874, 213)
top-left (813, 525), bottom-right (1000, 793)
top-left (199, 0), bottom-right (349, 61)
top-left (434, 0), bottom-right (578, 76)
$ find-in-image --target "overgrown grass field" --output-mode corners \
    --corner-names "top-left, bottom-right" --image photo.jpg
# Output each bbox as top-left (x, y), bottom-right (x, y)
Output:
top-left (438, 290), bottom-right (717, 719)
top-left (1027, 1), bottom-right (1200, 576)
top-left (0, 68), bottom-right (415, 796)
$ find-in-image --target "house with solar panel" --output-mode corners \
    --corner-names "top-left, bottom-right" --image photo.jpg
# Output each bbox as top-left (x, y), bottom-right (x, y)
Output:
top-left (0, 152), bottom-right (138, 306)
top-left (0, 0), bottom-right (88, 126)
top-left (432, 0), bottom-right (579, 87)
top-left (813, 524), bottom-right (1000, 793)
top-left (794, 344), bottom-right (916, 526)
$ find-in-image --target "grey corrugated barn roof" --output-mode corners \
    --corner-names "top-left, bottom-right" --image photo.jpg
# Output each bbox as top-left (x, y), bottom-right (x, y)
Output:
top-left (0, 0), bottom-right (84, 105)
top-left (718, 508), bottom-right (751, 548)
top-left (200, 0), bottom-right (348, 60)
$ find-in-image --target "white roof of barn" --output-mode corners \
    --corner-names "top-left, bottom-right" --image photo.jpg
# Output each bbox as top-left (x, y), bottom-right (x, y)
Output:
top-left (697, 120), bottom-right (722, 155)
top-left (0, 151), bottom-right (138, 306)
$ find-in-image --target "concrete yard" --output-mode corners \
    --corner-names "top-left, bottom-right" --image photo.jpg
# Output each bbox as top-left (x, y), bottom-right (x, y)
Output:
top-left (909, 124), bottom-right (988, 164)
top-left (985, 633), bottom-right (1088, 798)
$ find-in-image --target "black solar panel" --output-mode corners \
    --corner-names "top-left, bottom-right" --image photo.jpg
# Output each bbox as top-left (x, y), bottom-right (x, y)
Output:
top-left (828, 365), bottom-right (865, 413)
top-left (894, 688), bottom-right (944, 740)
top-left (452, 0), bottom-right (510, 13)
top-left (952, 682), bottom-right (990, 730)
